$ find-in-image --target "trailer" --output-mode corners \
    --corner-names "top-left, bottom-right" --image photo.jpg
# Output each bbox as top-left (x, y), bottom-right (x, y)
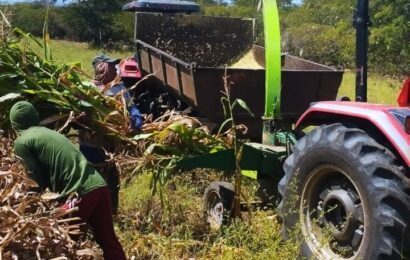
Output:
top-left (132, 12), bottom-right (343, 140)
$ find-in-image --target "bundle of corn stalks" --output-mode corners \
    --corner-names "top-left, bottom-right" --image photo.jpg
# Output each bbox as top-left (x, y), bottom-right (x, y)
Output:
top-left (0, 23), bottom-right (130, 143)
top-left (0, 138), bottom-right (101, 259)
top-left (118, 110), bottom-right (230, 189)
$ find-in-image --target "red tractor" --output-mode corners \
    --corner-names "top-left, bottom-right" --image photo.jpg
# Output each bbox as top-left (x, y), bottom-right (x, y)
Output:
top-left (278, 77), bottom-right (410, 259)
top-left (276, 0), bottom-right (409, 257)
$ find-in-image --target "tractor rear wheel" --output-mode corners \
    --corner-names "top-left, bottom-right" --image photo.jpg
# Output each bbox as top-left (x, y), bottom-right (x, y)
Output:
top-left (278, 123), bottom-right (409, 259)
top-left (204, 181), bottom-right (235, 230)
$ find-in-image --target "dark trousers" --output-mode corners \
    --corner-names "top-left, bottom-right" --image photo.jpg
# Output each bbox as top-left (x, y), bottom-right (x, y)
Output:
top-left (80, 145), bottom-right (120, 214)
top-left (75, 186), bottom-right (126, 260)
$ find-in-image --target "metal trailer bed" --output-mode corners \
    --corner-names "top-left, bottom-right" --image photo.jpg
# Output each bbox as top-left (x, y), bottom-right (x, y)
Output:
top-left (133, 12), bottom-right (344, 140)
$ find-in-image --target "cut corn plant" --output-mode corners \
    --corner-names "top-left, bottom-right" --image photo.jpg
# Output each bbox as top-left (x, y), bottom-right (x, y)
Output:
top-left (0, 138), bottom-right (102, 259)
top-left (131, 111), bottom-right (229, 199)
top-left (0, 22), bottom-right (131, 144)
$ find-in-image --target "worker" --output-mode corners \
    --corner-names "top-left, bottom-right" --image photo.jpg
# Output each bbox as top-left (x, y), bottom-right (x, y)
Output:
top-left (91, 54), bottom-right (143, 132)
top-left (91, 54), bottom-right (120, 91)
top-left (78, 54), bottom-right (143, 214)
top-left (10, 101), bottom-right (127, 260)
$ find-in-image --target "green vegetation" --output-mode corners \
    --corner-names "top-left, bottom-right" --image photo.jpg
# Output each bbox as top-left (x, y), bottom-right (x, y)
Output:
top-left (28, 38), bottom-right (133, 75)
top-left (3, 1), bottom-right (134, 46)
top-left (116, 172), bottom-right (301, 259)
top-left (0, 31), bottom-right (133, 142)
top-left (1, 0), bottom-right (408, 76)
top-left (281, 0), bottom-right (409, 76)
top-left (339, 72), bottom-right (403, 105)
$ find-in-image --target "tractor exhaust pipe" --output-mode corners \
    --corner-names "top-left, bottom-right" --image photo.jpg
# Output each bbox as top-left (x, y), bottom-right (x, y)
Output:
top-left (353, 0), bottom-right (370, 102)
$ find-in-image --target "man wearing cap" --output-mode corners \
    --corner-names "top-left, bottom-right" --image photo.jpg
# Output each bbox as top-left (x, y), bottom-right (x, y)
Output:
top-left (10, 101), bottom-right (127, 260)
top-left (78, 54), bottom-right (143, 214)
top-left (90, 54), bottom-right (143, 131)
top-left (91, 54), bottom-right (120, 90)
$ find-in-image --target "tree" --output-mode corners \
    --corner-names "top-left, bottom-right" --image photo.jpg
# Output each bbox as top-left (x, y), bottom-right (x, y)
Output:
top-left (62, 0), bottom-right (127, 43)
top-left (233, 0), bottom-right (294, 9)
top-left (369, 0), bottom-right (410, 75)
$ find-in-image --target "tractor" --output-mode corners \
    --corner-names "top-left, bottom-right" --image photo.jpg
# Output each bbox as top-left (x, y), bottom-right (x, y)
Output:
top-left (124, 0), bottom-right (410, 258)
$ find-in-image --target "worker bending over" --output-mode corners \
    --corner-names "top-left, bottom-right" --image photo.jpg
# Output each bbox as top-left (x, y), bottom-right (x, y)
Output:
top-left (10, 101), bottom-right (126, 260)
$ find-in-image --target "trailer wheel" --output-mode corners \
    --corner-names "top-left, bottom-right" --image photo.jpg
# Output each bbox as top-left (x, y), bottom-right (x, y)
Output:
top-left (204, 181), bottom-right (235, 230)
top-left (278, 123), bottom-right (410, 259)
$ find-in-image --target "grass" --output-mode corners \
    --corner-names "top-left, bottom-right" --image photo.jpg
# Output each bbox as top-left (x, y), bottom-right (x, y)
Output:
top-left (116, 171), bottom-right (301, 259)
top-left (338, 71), bottom-right (404, 105)
top-left (28, 38), bottom-right (133, 76)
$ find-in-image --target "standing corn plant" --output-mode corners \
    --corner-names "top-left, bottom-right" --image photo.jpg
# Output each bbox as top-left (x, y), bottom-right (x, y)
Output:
top-left (218, 68), bottom-right (255, 218)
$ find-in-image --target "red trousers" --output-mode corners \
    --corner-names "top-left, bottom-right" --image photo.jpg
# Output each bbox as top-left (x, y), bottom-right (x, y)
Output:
top-left (75, 186), bottom-right (126, 260)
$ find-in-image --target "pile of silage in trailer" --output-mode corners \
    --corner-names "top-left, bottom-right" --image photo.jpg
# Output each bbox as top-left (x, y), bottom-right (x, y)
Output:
top-left (0, 138), bottom-right (102, 259)
top-left (0, 27), bottom-right (131, 142)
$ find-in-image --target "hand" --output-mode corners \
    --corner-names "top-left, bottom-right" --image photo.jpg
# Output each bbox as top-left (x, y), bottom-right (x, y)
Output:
top-left (61, 195), bottom-right (81, 210)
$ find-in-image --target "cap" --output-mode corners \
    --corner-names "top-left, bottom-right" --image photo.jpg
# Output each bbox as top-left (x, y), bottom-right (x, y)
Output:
top-left (92, 54), bottom-right (120, 68)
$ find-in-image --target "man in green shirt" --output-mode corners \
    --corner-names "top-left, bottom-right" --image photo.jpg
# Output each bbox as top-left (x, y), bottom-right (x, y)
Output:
top-left (10, 101), bottom-right (126, 260)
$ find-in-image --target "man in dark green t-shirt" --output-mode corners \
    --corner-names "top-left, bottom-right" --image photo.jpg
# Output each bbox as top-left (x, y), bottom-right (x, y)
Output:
top-left (10, 101), bottom-right (126, 260)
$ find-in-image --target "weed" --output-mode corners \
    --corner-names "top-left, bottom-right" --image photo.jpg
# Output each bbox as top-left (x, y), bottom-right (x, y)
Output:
top-left (117, 169), bottom-right (302, 259)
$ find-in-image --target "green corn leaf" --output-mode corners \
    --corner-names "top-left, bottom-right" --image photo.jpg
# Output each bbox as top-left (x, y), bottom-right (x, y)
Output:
top-left (0, 93), bottom-right (21, 103)
top-left (233, 98), bottom-right (255, 117)
top-left (217, 118), bottom-right (233, 135)
top-left (220, 96), bottom-right (229, 119)
top-left (167, 123), bottom-right (185, 134)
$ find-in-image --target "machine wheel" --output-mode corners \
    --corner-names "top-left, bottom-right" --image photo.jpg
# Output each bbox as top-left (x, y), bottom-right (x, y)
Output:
top-left (204, 181), bottom-right (235, 230)
top-left (278, 123), bottom-right (410, 259)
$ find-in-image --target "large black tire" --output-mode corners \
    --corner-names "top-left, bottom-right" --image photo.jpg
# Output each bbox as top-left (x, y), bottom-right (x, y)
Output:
top-left (278, 123), bottom-right (410, 259)
top-left (203, 181), bottom-right (235, 230)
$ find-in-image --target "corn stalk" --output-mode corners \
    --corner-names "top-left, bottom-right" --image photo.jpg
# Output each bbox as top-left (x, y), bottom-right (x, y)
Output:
top-left (128, 111), bottom-right (229, 199)
top-left (219, 68), bottom-right (254, 219)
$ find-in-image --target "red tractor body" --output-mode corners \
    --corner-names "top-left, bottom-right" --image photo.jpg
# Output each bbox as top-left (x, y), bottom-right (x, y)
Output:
top-left (297, 78), bottom-right (410, 167)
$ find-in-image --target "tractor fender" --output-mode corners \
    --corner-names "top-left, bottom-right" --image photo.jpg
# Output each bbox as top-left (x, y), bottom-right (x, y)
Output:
top-left (296, 101), bottom-right (410, 167)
